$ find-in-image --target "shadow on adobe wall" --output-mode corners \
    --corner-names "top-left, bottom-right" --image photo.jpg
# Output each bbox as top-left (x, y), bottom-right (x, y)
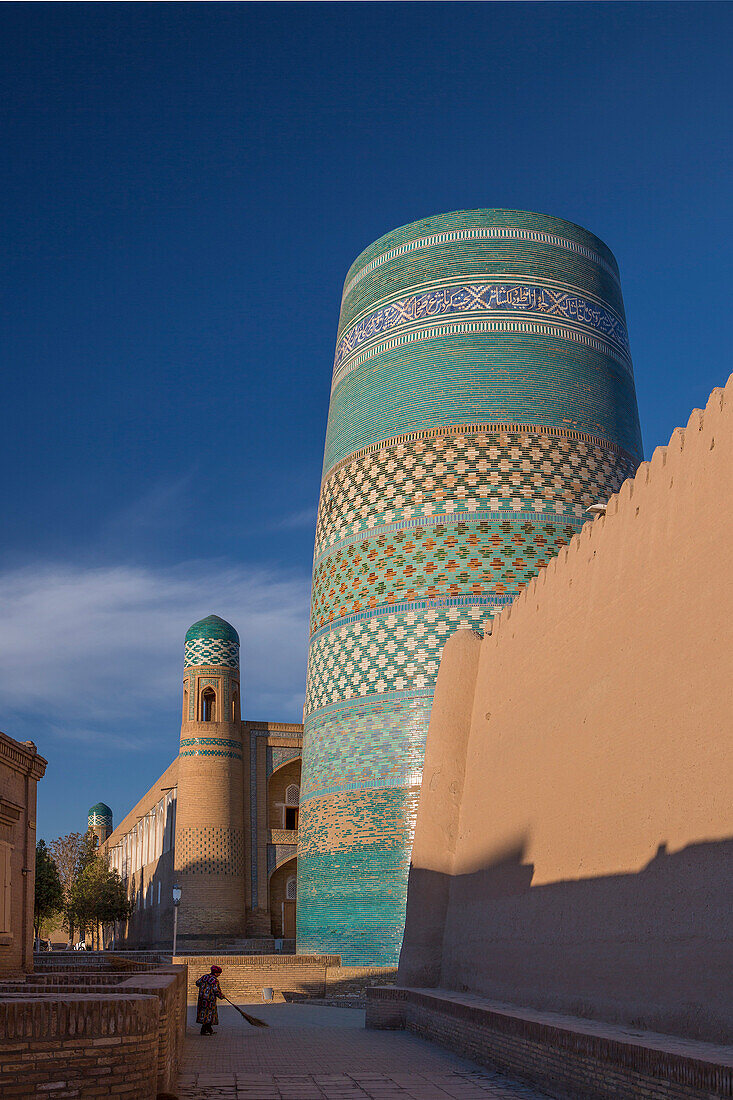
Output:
top-left (398, 836), bottom-right (733, 1044)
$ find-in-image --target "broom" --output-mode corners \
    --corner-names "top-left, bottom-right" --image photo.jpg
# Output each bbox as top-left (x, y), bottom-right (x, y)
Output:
top-left (221, 993), bottom-right (269, 1027)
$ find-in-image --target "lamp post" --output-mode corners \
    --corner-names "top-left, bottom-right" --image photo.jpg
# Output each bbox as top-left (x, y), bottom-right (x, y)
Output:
top-left (172, 885), bottom-right (181, 958)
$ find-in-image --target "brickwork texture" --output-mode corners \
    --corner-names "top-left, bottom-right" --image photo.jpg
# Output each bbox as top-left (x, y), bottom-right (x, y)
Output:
top-left (0, 958), bottom-right (187, 1096)
top-left (174, 953), bottom-right (395, 1004)
top-left (366, 988), bottom-right (733, 1100)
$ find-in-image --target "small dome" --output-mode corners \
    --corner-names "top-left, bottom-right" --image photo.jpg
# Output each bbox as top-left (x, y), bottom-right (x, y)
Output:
top-left (185, 615), bottom-right (240, 646)
top-left (88, 802), bottom-right (113, 817)
top-left (184, 614), bottom-right (240, 670)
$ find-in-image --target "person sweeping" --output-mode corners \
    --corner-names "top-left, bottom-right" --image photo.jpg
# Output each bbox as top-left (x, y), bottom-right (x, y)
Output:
top-left (195, 964), bottom-right (269, 1033)
top-left (195, 965), bottom-right (224, 1035)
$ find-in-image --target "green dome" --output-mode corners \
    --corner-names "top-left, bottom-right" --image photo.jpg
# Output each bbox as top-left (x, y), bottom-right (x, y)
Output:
top-left (88, 803), bottom-right (112, 817)
top-left (185, 615), bottom-right (240, 646)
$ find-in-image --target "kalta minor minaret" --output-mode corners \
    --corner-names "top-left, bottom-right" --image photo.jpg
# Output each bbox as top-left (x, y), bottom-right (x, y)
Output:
top-left (173, 615), bottom-right (246, 938)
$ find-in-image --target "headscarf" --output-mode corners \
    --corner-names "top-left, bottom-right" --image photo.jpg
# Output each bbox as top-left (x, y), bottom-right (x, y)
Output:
top-left (210, 965), bottom-right (222, 975)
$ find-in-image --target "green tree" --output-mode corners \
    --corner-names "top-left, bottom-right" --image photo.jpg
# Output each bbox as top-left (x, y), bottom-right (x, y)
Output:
top-left (34, 839), bottom-right (63, 947)
top-left (70, 857), bottom-right (131, 950)
top-left (95, 865), bottom-right (131, 948)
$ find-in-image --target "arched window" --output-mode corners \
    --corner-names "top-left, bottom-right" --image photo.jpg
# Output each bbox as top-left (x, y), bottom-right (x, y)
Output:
top-left (284, 784), bottom-right (300, 830)
top-left (285, 784), bottom-right (299, 806)
top-left (201, 688), bottom-right (216, 722)
top-left (183, 689), bottom-right (188, 721)
top-left (232, 688), bottom-right (239, 722)
top-left (286, 876), bottom-right (297, 901)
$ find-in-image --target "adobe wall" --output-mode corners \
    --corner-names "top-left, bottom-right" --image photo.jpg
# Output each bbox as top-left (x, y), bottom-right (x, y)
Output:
top-left (400, 375), bottom-right (733, 1043)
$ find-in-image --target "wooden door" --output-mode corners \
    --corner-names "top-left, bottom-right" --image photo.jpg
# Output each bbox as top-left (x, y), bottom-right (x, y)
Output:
top-left (282, 900), bottom-right (296, 938)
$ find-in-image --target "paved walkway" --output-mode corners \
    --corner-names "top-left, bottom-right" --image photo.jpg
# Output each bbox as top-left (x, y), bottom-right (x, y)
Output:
top-left (178, 1003), bottom-right (551, 1099)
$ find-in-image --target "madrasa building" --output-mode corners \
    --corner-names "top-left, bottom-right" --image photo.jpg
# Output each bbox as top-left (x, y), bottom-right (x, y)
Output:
top-left (98, 615), bottom-right (303, 948)
top-left (96, 208), bottom-right (642, 964)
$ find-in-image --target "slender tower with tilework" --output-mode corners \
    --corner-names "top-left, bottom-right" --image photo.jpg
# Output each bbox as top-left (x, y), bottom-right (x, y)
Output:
top-left (173, 615), bottom-right (246, 938)
top-left (88, 803), bottom-right (113, 847)
top-left (298, 209), bottom-right (644, 965)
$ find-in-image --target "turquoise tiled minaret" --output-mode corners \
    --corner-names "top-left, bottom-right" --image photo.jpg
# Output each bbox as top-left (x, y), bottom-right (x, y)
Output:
top-left (298, 209), bottom-right (643, 965)
top-left (88, 802), bottom-right (113, 845)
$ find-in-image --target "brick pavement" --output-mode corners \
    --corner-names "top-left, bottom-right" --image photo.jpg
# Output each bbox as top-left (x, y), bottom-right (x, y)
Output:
top-left (179, 1004), bottom-right (551, 1099)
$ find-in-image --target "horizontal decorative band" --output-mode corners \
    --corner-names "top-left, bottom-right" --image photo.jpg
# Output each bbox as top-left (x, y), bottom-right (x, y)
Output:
top-left (313, 509), bottom-right (586, 568)
top-left (179, 749), bottom-right (243, 760)
top-left (334, 282), bottom-right (628, 376)
top-left (300, 775), bottom-right (425, 803)
top-left (342, 226), bottom-right (620, 303)
top-left (305, 688), bottom-right (434, 722)
top-left (179, 737), bottom-right (241, 748)
top-left (323, 421), bottom-right (636, 483)
top-left (332, 317), bottom-right (632, 393)
top-left (310, 593), bottom-right (511, 643)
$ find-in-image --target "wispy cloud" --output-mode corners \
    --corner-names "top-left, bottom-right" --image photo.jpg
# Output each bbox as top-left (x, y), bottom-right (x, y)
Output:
top-left (48, 725), bottom-right (153, 754)
top-left (273, 506), bottom-right (318, 532)
top-left (0, 560), bottom-right (311, 747)
top-left (97, 473), bottom-right (196, 552)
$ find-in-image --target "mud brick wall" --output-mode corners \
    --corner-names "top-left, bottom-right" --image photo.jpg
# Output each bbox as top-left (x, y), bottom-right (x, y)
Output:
top-left (0, 994), bottom-right (159, 1098)
top-left (118, 966), bottom-right (187, 1093)
top-left (0, 962), bottom-right (187, 1094)
top-left (176, 953), bottom-right (341, 1002)
top-left (402, 377), bottom-right (733, 1043)
top-left (367, 988), bottom-right (733, 1100)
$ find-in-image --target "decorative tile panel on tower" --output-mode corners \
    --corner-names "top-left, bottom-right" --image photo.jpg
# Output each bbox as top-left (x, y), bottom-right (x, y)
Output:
top-left (298, 209), bottom-right (644, 965)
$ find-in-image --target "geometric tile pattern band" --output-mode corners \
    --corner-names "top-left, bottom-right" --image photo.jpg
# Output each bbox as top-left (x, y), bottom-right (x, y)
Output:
top-left (184, 637), bottom-right (239, 669)
top-left (298, 208), bottom-right (643, 965)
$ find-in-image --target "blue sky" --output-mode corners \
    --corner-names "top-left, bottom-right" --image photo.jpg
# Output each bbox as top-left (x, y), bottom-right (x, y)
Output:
top-left (1, 3), bottom-right (730, 841)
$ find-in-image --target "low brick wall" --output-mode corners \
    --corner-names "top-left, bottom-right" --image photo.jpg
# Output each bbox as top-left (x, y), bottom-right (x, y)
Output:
top-left (33, 951), bottom-right (167, 970)
top-left (366, 987), bottom-right (733, 1100)
top-left (324, 965), bottom-right (396, 995)
top-left (17, 971), bottom-right (122, 986)
top-left (118, 968), bottom-right (187, 1093)
top-left (176, 953), bottom-right (341, 1002)
top-left (175, 955), bottom-right (396, 1004)
top-left (0, 959), bottom-right (187, 1095)
top-left (0, 993), bottom-right (159, 1098)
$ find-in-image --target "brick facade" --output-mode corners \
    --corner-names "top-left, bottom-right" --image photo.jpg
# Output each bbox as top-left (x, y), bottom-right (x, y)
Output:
top-left (0, 732), bottom-right (47, 978)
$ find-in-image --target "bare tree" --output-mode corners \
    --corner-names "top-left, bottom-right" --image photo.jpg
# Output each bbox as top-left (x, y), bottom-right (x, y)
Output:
top-left (49, 831), bottom-right (97, 944)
